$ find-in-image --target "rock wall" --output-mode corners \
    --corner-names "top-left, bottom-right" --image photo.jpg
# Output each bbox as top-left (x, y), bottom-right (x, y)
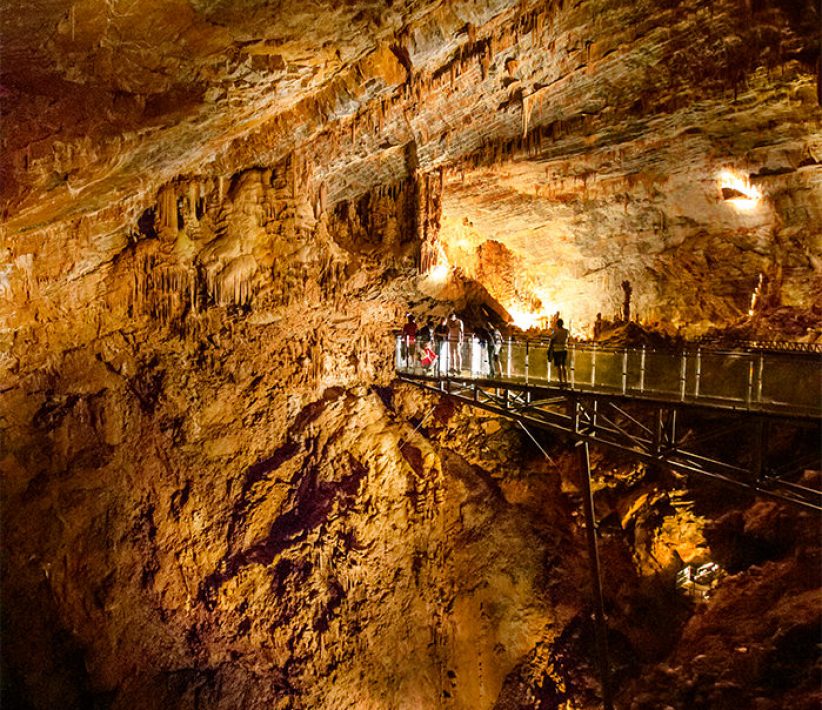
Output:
top-left (1, 0), bottom-right (820, 707)
top-left (1, 156), bottom-right (576, 708)
top-left (2, 182), bottom-right (819, 707)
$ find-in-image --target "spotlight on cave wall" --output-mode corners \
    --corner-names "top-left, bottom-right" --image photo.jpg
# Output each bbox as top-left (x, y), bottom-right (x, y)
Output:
top-left (676, 561), bottom-right (724, 600)
top-left (719, 170), bottom-right (762, 211)
top-left (424, 241), bottom-right (452, 283)
top-left (506, 307), bottom-right (548, 330)
top-left (426, 261), bottom-right (452, 283)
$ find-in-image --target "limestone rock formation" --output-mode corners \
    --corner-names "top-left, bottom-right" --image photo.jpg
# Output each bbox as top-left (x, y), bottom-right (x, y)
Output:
top-left (1, 0), bottom-right (820, 708)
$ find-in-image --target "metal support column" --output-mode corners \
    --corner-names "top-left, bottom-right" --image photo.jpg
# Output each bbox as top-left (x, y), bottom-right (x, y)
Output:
top-left (577, 440), bottom-right (613, 710)
top-left (525, 340), bottom-right (530, 385)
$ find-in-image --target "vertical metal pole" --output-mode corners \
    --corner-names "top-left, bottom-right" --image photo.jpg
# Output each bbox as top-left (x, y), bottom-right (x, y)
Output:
top-left (694, 347), bottom-right (702, 399)
top-left (525, 340), bottom-right (530, 385)
top-left (639, 346), bottom-right (646, 393)
top-left (679, 351), bottom-right (687, 401)
top-left (621, 349), bottom-right (628, 394)
top-left (506, 337), bottom-right (512, 377)
top-left (577, 440), bottom-right (613, 710)
top-left (756, 353), bottom-right (764, 404)
top-left (669, 409), bottom-right (677, 448)
top-left (570, 342), bottom-right (576, 388)
top-left (653, 408), bottom-right (663, 455)
top-left (746, 355), bottom-right (755, 407)
top-left (591, 344), bottom-right (597, 387)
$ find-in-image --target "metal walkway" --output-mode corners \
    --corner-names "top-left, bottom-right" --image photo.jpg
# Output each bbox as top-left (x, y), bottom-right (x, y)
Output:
top-left (395, 337), bottom-right (822, 512)
top-left (396, 336), bottom-right (821, 710)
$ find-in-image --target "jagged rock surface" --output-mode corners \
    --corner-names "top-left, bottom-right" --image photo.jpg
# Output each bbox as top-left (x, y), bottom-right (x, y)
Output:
top-left (1, 0), bottom-right (820, 708)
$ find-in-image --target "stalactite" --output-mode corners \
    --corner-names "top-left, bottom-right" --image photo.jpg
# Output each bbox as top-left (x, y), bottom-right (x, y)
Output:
top-left (157, 186), bottom-right (177, 234)
top-left (522, 92), bottom-right (534, 138)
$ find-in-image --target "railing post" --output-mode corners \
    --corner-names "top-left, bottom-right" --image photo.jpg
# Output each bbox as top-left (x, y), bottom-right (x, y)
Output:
top-left (506, 337), bottom-right (512, 377)
top-left (525, 340), bottom-right (530, 385)
top-left (694, 347), bottom-right (702, 399)
top-left (756, 353), bottom-right (764, 404)
top-left (746, 354), bottom-right (755, 407)
top-left (570, 342), bottom-right (576, 389)
top-left (679, 350), bottom-right (687, 401)
top-left (640, 346), bottom-right (646, 393)
top-left (621, 349), bottom-right (628, 394)
top-left (591, 343), bottom-right (597, 387)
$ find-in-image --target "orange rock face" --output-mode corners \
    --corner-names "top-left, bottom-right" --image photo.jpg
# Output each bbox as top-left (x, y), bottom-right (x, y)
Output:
top-left (1, 0), bottom-right (820, 707)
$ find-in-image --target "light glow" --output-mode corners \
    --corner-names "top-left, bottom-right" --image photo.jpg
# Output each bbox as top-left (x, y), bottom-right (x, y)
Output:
top-left (427, 262), bottom-right (451, 283)
top-left (718, 170), bottom-right (761, 211)
top-left (507, 307), bottom-right (549, 330)
top-left (425, 241), bottom-right (452, 283)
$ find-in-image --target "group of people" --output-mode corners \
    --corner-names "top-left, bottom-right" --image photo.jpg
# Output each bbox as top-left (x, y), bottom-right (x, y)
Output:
top-left (400, 313), bottom-right (505, 376)
top-left (401, 312), bottom-right (571, 386)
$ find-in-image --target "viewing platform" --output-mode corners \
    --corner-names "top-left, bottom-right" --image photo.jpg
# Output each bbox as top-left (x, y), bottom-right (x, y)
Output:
top-left (395, 336), bottom-right (822, 420)
top-left (395, 335), bottom-right (822, 512)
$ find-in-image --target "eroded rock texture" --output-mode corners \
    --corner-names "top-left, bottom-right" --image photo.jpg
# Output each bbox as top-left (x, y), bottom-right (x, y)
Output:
top-left (1, 0), bottom-right (820, 708)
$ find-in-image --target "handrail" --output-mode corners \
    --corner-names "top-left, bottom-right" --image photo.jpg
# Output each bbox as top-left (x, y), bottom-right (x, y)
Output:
top-left (394, 332), bottom-right (822, 357)
top-left (393, 335), bottom-right (822, 419)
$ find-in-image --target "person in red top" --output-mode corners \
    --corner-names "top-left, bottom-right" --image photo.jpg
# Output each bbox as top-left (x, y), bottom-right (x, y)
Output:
top-left (401, 313), bottom-right (417, 367)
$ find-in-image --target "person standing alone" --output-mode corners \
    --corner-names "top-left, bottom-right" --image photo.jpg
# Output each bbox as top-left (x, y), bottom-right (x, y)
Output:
top-left (547, 318), bottom-right (569, 385)
top-left (488, 322), bottom-right (503, 377)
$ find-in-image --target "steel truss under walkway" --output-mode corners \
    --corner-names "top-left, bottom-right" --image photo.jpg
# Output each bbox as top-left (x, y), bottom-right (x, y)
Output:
top-left (397, 357), bottom-right (821, 710)
top-left (399, 372), bottom-right (822, 513)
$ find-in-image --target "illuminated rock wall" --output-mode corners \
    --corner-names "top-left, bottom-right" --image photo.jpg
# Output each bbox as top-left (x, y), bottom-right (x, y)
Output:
top-left (1, 0), bottom-right (819, 707)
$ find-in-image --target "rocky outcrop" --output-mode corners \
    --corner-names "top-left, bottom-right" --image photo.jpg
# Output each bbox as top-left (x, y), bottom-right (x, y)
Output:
top-left (1, 0), bottom-right (819, 707)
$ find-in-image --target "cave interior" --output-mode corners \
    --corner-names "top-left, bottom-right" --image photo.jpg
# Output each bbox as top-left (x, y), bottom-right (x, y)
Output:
top-left (1, 0), bottom-right (821, 708)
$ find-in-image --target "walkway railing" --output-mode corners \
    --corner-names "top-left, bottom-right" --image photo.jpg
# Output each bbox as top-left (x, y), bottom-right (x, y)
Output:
top-left (395, 336), bottom-right (822, 419)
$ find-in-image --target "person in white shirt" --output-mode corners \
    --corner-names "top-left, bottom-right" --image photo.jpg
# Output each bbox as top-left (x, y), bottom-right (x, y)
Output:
top-left (446, 313), bottom-right (464, 374)
top-left (488, 322), bottom-right (503, 377)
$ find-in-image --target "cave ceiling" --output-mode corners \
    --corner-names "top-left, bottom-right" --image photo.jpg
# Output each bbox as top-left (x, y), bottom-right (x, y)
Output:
top-left (1, 0), bottom-right (820, 327)
top-left (1, 4), bottom-right (821, 707)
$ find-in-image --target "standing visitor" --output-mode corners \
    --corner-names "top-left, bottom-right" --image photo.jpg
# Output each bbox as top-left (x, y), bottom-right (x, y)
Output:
top-left (401, 313), bottom-right (417, 368)
top-left (488, 322), bottom-right (503, 377)
top-left (474, 323), bottom-right (491, 375)
top-left (593, 312), bottom-right (603, 341)
top-left (446, 313), bottom-right (464, 374)
top-left (417, 318), bottom-right (433, 350)
top-left (434, 317), bottom-right (448, 375)
top-left (547, 318), bottom-right (569, 385)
